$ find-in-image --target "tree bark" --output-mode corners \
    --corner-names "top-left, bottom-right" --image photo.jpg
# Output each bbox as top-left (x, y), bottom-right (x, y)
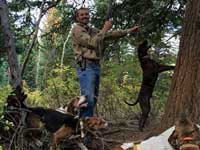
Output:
top-left (161, 0), bottom-right (200, 129)
top-left (0, 0), bottom-right (22, 88)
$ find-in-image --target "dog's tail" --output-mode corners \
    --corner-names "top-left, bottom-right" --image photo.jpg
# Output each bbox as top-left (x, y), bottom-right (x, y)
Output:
top-left (123, 98), bottom-right (139, 106)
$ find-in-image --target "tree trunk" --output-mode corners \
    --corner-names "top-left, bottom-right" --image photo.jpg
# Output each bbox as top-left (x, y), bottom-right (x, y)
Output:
top-left (161, 0), bottom-right (200, 129)
top-left (0, 0), bottom-right (22, 88)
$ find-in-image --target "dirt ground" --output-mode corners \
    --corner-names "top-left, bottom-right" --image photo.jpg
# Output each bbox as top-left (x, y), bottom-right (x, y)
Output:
top-left (87, 116), bottom-right (165, 150)
top-left (55, 117), bottom-right (164, 150)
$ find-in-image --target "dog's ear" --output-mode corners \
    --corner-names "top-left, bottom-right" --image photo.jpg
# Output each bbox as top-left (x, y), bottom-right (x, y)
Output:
top-left (13, 85), bottom-right (27, 103)
top-left (14, 85), bottom-right (22, 96)
top-left (21, 93), bottom-right (27, 102)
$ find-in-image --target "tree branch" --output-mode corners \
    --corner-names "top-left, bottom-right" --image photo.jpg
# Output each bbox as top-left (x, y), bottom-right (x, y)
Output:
top-left (21, 0), bottom-right (62, 76)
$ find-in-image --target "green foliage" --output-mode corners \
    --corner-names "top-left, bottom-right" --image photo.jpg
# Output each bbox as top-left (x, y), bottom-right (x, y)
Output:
top-left (0, 85), bottom-right (11, 110)
top-left (23, 65), bottom-right (79, 108)
top-left (94, 0), bottom-right (185, 45)
top-left (0, 85), bottom-right (12, 113)
top-left (98, 49), bottom-right (176, 119)
top-left (0, 59), bottom-right (9, 85)
top-left (0, 86), bottom-right (14, 145)
top-left (23, 81), bottom-right (44, 106)
top-left (42, 65), bottom-right (79, 108)
top-left (99, 59), bottom-right (142, 119)
top-left (21, 48), bottom-right (38, 88)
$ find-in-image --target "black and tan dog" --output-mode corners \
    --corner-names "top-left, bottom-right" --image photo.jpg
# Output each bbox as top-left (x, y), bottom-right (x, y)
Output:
top-left (6, 87), bottom-right (108, 150)
top-left (168, 113), bottom-right (200, 150)
top-left (124, 40), bottom-right (175, 131)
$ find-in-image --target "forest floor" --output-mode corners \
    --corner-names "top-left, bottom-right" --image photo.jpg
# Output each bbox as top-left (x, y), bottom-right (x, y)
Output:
top-left (104, 118), bottom-right (162, 150)
top-left (50, 115), bottom-right (165, 150)
top-left (1, 114), bottom-right (165, 150)
top-left (84, 116), bottom-right (165, 150)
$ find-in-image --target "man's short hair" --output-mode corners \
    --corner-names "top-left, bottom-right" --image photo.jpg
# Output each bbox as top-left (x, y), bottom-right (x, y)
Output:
top-left (74, 7), bottom-right (89, 22)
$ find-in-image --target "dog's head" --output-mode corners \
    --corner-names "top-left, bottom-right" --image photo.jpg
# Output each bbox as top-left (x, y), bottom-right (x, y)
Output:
top-left (82, 117), bottom-right (108, 130)
top-left (175, 113), bottom-right (195, 138)
top-left (138, 40), bottom-right (151, 59)
top-left (66, 96), bottom-right (87, 115)
top-left (66, 97), bottom-right (80, 115)
top-left (7, 86), bottom-right (27, 108)
top-left (7, 94), bottom-right (21, 108)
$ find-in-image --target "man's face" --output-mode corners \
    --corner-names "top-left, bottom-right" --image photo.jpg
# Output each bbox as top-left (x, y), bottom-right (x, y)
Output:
top-left (76, 9), bottom-right (90, 25)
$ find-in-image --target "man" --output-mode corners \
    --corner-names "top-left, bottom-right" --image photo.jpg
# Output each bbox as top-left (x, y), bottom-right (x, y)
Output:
top-left (71, 7), bottom-right (139, 117)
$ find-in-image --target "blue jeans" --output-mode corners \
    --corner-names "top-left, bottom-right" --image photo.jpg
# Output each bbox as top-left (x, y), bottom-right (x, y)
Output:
top-left (77, 62), bottom-right (100, 117)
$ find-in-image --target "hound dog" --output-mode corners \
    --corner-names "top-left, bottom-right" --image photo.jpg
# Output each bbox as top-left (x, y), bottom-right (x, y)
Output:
top-left (114, 114), bottom-right (200, 150)
top-left (6, 87), bottom-right (108, 150)
top-left (61, 96), bottom-right (87, 116)
top-left (168, 113), bottom-right (200, 150)
top-left (124, 40), bottom-right (175, 131)
top-left (56, 96), bottom-right (87, 118)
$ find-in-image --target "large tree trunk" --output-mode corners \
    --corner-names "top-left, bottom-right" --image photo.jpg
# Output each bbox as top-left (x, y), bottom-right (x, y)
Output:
top-left (161, 0), bottom-right (200, 129)
top-left (0, 0), bottom-right (22, 88)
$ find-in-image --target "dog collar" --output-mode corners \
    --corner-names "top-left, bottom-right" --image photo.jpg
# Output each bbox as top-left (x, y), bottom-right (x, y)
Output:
top-left (7, 106), bottom-right (30, 112)
top-left (178, 136), bottom-right (198, 148)
top-left (179, 137), bottom-right (194, 141)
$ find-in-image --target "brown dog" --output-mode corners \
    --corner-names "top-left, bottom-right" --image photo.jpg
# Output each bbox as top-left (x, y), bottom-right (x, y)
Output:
top-left (124, 40), bottom-right (175, 131)
top-left (168, 113), bottom-right (200, 150)
top-left (5, 87), bottom-right (107, 150)
top-left (65, 96), bottom-right (87, 116)
top-left (51, 116), bottom-right (108, 150)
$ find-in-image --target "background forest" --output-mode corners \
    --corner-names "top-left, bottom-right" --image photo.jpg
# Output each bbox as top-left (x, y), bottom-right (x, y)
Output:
top-left (0, 0), bottom-right (185, 123)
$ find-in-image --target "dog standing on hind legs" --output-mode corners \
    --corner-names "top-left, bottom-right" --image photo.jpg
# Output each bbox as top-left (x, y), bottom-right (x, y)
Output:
top-left (124, 40), bottom-right (175, 131)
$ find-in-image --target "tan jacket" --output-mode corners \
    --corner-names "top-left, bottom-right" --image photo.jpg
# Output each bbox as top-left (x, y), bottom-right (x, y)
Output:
top-left (71, 23), bottom-right (128, 62)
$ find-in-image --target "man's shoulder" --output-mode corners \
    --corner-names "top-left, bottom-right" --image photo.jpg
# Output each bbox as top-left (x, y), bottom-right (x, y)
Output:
top-left (72, 24), bottom-right (82, 30)
top-left (73, 24), bottom-right (82, 28)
